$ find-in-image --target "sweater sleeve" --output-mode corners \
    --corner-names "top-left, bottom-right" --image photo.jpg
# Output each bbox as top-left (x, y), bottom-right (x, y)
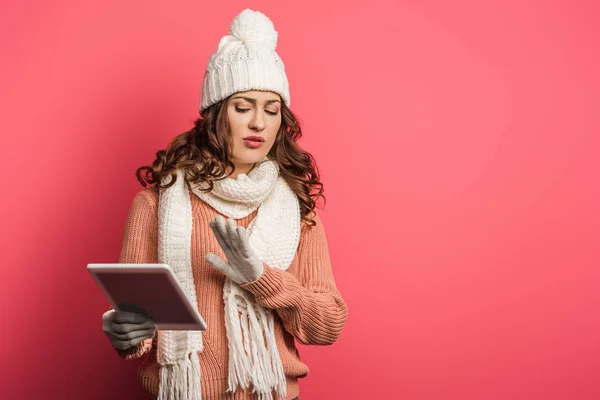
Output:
top-left (239, 213), bottom-right (348, 345)
top-left (112, 188), bottom-right (159, 359)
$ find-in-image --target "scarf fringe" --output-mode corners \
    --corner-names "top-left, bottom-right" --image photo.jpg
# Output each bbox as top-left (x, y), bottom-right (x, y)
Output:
top-left (224, 280), bottom-right (287, 399)
top-left (158, 353), bottom-right (202, 400)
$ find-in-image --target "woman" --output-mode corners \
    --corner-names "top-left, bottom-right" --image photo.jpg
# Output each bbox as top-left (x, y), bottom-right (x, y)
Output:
top-left (101, 8), bottom-right (348, 400)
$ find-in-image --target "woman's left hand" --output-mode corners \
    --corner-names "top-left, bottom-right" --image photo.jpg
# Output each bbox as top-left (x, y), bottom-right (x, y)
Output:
top-left (205, 215), bottom-right (265, 284)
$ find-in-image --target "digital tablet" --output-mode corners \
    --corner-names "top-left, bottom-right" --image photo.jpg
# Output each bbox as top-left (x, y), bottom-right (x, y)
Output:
top-left (87, 263), bottom-right (207, 331)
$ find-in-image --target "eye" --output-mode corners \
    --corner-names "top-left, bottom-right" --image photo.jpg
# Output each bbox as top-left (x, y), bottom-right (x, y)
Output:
top-left (235, 107), bottom-right (250, 113)
top-left (265, 110), bottom-right (279, 115)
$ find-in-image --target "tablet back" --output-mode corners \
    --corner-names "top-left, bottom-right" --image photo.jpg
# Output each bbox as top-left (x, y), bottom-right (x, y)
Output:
top-left (88, 263), bottom-right (206, 330)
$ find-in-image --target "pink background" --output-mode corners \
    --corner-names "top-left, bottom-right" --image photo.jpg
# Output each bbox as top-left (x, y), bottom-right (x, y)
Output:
top-left (2, 0), bottom-right (599, 399)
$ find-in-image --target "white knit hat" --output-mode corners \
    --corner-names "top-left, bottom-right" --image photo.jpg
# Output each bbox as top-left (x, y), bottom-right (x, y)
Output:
top-left (199, 9), bottom-right (290, 113)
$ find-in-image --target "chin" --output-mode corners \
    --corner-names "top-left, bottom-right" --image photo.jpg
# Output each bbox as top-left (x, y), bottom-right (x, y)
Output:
top-left (235, 148), bottom-right (272, 163)
top-left (231, 153), bottom-right (267, 165)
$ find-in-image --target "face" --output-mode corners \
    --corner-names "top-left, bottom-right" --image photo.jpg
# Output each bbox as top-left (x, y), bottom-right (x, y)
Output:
top-left (226, 90), bottom-right (282, 177)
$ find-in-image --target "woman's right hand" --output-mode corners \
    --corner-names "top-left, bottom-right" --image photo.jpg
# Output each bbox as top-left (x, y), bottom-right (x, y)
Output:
top-left (102, 309), bottom-right (156, 350)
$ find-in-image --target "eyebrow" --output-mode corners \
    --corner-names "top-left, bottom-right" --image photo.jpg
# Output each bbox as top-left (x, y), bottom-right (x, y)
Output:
top-left (231, 96), bottom-right (280, 105)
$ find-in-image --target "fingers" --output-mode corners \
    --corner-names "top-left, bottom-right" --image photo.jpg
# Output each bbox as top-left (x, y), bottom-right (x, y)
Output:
top-left (111, 331), bottom-right (154, 350)
top-left (102, 309), bottom-right (117, 322)
top-left (211, 215), bottom-right (244, 255)
top-left (103, 314), bottom-right (156, 350)
top-left (213, 215), bottom-right (233, 248)
top-left (205, 253), bottom-right (231, 274)
top-left (110, 319), bottom-right (155, 334)
top-left (227, 218), bottom-right (241, 250)
top-left (236, 226), bottom-right (252, 257)
top-left (109, 327), bottom-right (156, 342)
top-left (115, 311), bottom-right (146, 323)
top-left (205, 253), bottom-right (242, 284)
top-left (107, 310), bottom-right (148, 324)
top-left (210, 218), bottom-right (232, 255)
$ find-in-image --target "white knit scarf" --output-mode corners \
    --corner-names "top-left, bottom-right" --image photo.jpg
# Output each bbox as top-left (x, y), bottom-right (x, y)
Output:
top-left (156, 158), bottom-right (301, 400)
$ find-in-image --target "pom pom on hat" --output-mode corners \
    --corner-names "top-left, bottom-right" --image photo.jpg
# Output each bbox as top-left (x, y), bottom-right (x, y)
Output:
top-left (199, 9), bottom-right (290, 112)
top-left (229, 9), bottom-right (278, 50)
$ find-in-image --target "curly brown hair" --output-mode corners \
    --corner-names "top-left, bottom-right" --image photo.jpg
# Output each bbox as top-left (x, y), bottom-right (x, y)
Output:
top-left (135, 94), bottom-right (325, 226)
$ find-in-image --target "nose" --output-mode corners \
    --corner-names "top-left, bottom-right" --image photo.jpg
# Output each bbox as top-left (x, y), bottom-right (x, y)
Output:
top-left (249, 110), bottom-right (265, 131)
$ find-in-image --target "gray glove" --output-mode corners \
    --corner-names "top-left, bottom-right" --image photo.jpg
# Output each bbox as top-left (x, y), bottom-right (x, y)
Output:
top-left (205, 215), bottom-right (265, 284)
top-left (102, 306), bottom-right (156, 350)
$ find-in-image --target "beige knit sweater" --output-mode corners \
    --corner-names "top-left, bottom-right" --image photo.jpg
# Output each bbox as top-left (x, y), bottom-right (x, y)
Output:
top-left (114, 187), bottom-right (348, 399)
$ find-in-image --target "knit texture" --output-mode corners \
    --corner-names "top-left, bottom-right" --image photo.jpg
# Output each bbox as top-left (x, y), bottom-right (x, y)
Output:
top-left (115, 187), bottom-right (347, 400)
top-left (190, 159), bottom-right (301, 269)
top-left (157, 159), bottom-right (300, 399)
top-left (156, 164), bottom-right (203, 400)
top-left (200, 9), bottom-right (290, 112)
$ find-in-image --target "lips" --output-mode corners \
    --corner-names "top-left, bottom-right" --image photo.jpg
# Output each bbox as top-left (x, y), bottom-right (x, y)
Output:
top-left (243, 137), bottom-right (264, 148)
top-left (243, 136), bottom-right (264, 142)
